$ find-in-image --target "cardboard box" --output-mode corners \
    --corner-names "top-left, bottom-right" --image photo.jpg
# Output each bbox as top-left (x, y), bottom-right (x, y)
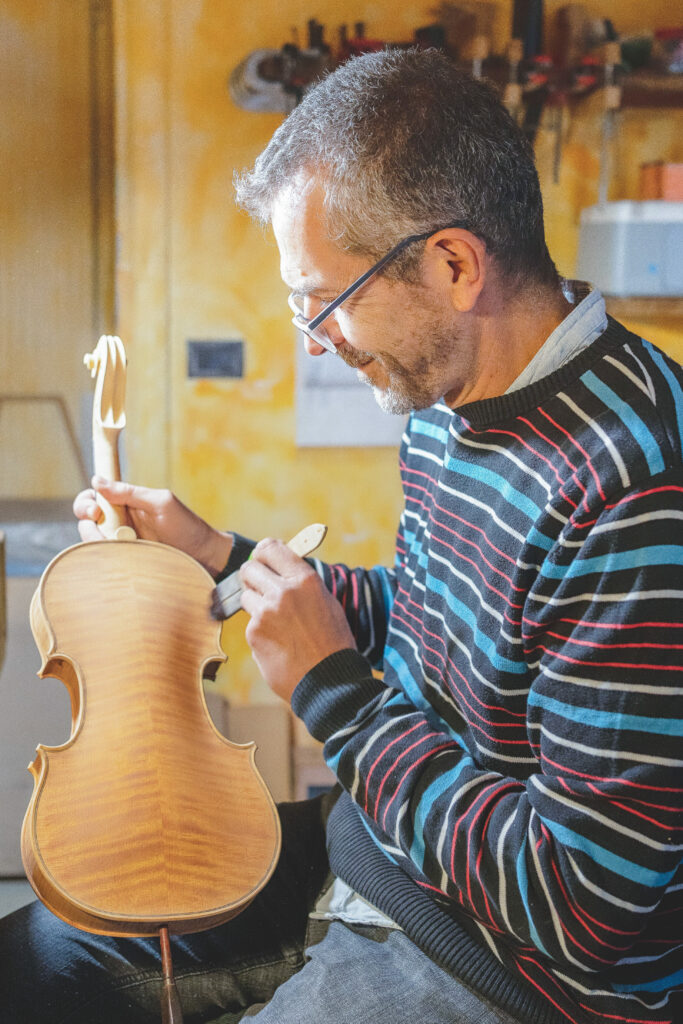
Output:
top-left (640, 163), bottom-right (683, 201)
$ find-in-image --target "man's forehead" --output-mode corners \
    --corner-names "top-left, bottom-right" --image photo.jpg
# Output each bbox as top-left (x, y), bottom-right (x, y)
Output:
top-left (271, 179), bottom-right (355, 293)
top-left (271, 176), bottom-right (326, 240)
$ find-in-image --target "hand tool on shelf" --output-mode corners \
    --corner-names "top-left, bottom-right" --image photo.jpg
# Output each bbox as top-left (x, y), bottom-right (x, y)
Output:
top-left (471, 35), bottom-right (490, 79)
top-left (503, 37), bottom-right (524, 120)
top-left (598, 41), bottom-right (622, 206)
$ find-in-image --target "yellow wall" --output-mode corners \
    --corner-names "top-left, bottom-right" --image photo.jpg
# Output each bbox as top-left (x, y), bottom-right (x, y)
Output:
top-left (114, 0), bottom-right (683, 704)
top-left (0, 0), bottom-right (114, 500)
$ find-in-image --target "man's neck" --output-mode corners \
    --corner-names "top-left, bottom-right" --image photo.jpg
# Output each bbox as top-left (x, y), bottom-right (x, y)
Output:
top-left (444, 281), bottom-right (573, 407)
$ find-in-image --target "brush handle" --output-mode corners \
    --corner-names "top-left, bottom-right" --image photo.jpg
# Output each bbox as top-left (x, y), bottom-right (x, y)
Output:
top-left (284, 523), bottom-right (327, 558)
top-left (212, 523), bottom-right (328, 620)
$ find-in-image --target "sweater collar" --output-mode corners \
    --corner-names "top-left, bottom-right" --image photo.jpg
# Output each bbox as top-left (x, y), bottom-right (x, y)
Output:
top-left (452, 318), bottom-right (635, 430)
top-left (505, 280), bottom-right (607, 394)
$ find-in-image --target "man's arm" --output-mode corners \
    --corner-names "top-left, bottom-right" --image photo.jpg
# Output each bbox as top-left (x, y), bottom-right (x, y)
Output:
top-left (253, 474), bottom-right (683, 973)
top-left (75, 479), bottom-right (396, 662)
top-left (73, 477), bottom-right (234, 576)
top-left (312, 558), bottom-right (396, 668)
top-left (239, 538), bottom-right (396, 695)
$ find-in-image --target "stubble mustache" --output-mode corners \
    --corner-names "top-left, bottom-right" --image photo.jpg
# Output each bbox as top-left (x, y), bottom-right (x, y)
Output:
top-left (336, 343), bottom-right (375, 369)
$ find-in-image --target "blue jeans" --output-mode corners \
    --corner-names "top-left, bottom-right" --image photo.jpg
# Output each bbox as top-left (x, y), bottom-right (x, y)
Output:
top-left (0, 798), bottom-right (520, 1024)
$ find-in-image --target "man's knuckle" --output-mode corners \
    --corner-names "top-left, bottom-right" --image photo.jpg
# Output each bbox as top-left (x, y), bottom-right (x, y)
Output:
top-left (300, 568), bottom-right (321, 591)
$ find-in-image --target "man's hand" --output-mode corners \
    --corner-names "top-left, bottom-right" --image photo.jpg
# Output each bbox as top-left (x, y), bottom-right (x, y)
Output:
top-left (240, 538), bottom-right (355, 702)
top-left (73, 476), bottom-right (233, 577)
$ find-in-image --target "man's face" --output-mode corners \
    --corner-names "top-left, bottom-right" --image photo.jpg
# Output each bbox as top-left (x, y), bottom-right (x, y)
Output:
top-left (272, 181), bottom-right (473, 414)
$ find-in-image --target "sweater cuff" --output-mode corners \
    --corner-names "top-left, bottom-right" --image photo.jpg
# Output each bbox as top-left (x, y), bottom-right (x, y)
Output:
top-left (214, 531), bottom-right (256, 584)
top-left (292, 648), bottom-right (385, 744)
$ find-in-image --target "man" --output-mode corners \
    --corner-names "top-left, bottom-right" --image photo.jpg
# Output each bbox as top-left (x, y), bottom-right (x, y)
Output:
top-left (2, 48), bottom-right (682, 1024)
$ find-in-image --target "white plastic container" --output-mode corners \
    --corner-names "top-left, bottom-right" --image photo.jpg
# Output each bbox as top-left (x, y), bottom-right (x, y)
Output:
top-left (576, 201), bottom-right (683, 296)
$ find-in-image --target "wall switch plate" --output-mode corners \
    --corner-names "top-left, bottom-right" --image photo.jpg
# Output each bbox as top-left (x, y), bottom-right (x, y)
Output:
top-left (187, 339), bottom-right (244, 378)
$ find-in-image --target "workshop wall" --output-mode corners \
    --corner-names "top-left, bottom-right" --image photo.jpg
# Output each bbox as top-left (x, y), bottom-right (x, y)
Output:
top-left (0, 0), bottom-right (114, 501)
top-left (114, 0), bottom-right (682, 705)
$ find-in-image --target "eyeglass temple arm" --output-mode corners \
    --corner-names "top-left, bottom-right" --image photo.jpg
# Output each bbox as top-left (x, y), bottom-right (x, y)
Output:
top-left (306, 251), bottom-right (401, 331)
top-left (307, 222), bottom-right (469, 332)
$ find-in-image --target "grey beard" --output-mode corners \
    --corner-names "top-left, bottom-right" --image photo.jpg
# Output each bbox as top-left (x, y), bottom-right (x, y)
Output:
top-left (342, 330), bottom-right (452, 414)
top-left (354, 369), bottom-right (428, 415)
top-left (370, 381), bottom-right (415, 415)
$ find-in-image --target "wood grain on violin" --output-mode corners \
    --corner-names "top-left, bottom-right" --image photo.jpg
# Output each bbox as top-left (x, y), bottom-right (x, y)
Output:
top-left (21, 337), bottom-right (282, 939)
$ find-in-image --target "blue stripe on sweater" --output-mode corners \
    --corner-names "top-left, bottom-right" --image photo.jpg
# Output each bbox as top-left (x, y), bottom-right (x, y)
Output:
top-left (426, 573), bottom-right (527, 674)
top-left (409, 760), bottom-right (473, 870)
top-left (527, 526), bottom-right (555, 552)
top-left (403, 527), bottom-right (428, 567)
top-left (613, 968), bottom-right (683, 994)
top-left (444, 454), bottom-right (544, 524)
top-left (384, 646), bottom-right (450, 721)
top-left (360, 812), bottom-right (401, 866)
top-left (376, 566), bottom-right (397, 619)
top-left (541, 819), bottom-right (678, 887)
top-left (643, 339), bottom-right (683, 451)
top-left (517, 836), bottom-right (550, 956)
top-left (410, 420), bottom-right (555, 552)
top-left (582, 370), bottom-right (666, 475)
top-left (540, 544), bottom-right (683, 580)
top-left (403, 527), bottom-right (417, 549)
top-left (382, 657), bottom-right (467, 746)
top-left (410, 417), bottom-right (451, 448)
top-left (528, 690), bottom-right (683, 736)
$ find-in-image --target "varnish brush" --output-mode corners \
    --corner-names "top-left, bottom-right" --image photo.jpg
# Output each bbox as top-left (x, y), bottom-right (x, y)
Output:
top-left (210, 523), bottom-right (328, 620)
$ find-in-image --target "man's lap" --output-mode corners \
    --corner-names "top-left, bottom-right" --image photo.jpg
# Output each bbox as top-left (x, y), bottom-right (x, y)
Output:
top-left (234, 920), bottom-right (521, 1024)
top-left (0, 794), bottom-right (521, 1024)
top-left (0, 797), bottom-right (329, 1023)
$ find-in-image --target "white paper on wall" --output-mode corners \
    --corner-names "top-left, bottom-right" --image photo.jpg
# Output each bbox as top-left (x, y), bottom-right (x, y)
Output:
top-left (295, 334), bottom-right (406, 448)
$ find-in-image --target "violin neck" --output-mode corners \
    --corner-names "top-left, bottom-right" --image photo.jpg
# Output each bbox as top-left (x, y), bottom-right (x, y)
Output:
top-left (92, 424), bottom-right (127, 538)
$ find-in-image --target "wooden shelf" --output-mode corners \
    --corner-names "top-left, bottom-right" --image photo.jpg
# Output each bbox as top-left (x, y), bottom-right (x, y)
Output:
top-left (621, 72), bottom-right (683, 109)
top-left (605, 296), bottom-right (683, 322)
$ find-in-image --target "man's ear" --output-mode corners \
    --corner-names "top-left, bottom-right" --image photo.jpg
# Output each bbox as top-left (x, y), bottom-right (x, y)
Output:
top-left (426, 229), bottom-right (487, 313)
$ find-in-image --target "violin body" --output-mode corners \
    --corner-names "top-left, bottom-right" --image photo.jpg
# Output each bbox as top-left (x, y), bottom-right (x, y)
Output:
top-left (22, 536), bottom-right (281, 936)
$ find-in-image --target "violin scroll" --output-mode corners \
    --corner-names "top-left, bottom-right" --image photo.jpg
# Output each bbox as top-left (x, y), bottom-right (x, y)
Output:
top-left (84, 335), bottom-right (136, 541)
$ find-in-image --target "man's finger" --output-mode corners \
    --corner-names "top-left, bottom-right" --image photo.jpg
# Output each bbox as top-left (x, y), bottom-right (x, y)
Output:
top-left (250, 537), bottom-right (310, 576)
top-left (92, 476), bottom-right (166, 511)
top-left (72, 489), bottom-right (98, 520)
top-left (78, 519), bottom-right (105, 543)
top-left (240, 556), bottom-right (283, 595)
top-left (239, 586), bottom-right (259, 617)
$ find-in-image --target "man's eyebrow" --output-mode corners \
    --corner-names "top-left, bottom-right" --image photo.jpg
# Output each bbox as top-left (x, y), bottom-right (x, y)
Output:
top-left (287, 281), bottom-right (337, 298)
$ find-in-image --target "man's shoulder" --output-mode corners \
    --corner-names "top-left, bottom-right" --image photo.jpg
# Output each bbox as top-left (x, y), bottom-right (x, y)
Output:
top-left (566, 321), bottom-right (683, 465)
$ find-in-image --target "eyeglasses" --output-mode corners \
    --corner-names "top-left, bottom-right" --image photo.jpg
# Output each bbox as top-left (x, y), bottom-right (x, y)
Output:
top-left (287, 222), bottom-right (470, 353)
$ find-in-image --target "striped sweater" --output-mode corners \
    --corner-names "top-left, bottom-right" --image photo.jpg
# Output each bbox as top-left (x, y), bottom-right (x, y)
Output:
top-left (288, 319), bottom-right (683, 1024)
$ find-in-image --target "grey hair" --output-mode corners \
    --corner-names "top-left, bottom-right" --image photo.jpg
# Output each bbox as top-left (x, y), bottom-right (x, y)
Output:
top-left (235, 48), bottom-right (558, 287)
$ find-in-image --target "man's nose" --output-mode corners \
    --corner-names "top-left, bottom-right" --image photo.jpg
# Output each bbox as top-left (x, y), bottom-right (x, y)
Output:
top-left (303, 334), bottom-right (330, 357)
top-left (302, 294), bottom-right (324, 319)
top-left (303, 303), bottom-right (346, 354)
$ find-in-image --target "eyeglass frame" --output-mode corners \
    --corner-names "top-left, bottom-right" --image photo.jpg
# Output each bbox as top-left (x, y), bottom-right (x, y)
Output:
top-left (287, 221), bottom-right (471, 353)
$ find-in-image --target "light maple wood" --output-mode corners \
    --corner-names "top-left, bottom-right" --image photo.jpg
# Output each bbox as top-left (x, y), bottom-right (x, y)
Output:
top-left (22, 538), bottom-right (281, 935)
top-left (21, 335), bottom-right (281, 937)
top-left (287, 523), bottom-right (327, 557)
top-left (84, 335), bottom-right (136, 539)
